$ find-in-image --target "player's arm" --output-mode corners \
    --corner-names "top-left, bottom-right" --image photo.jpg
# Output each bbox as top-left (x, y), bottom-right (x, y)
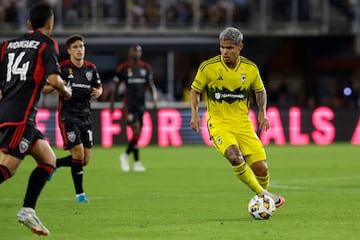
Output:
top-left (147, 80), bottom-right (158, 109)
top-left (42, 80), bottom-right (56, 94)
top-left (255, 89), bottom-right (270, 131)
top-left (91, 84), bottom-right (103, 99)
top-left (190, 88), bottom-right (201, 132)
top-left (47, 73), bottom-right (72, 99)
top-left (110, 78), bottom-right (121, 113)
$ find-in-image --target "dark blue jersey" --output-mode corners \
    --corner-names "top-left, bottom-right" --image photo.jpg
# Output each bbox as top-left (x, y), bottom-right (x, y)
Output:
top-left (0, 30), bottom-right (60, 127)
top-left (59, 59), bottom-right (101, 118)
top-left (113, 60), bottom-right (153, 110)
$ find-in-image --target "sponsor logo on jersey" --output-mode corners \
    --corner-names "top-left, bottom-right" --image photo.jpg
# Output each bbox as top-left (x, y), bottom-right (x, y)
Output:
top-left (209, 87), bottom-right (249, 104)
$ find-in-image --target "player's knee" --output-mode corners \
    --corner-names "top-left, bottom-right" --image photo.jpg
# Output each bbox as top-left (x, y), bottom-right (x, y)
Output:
top-left (251, 161), bottom-right (268, 176)
top-left (225, 146), bottom-right (245, 165)
top-left (0, 164), bottom-right (13, 182)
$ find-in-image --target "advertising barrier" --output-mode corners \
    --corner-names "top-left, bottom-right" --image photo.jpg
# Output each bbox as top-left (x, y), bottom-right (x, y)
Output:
top-left (36, 106), bottom-right (360, 147)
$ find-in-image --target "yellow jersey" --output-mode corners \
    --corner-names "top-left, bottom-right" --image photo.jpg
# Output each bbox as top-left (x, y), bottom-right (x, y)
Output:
top-left (191, 55), bottom-right (264, 130)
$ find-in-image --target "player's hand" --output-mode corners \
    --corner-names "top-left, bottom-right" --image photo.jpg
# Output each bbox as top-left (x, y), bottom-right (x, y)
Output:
top-left (0, 89), bottom-right (3, 101)
top-left (152, 99), bottom-right (157, 109)
top-left (63, 86), bottom-right (72, 100)
top-left (190, 113), bottom-right (201, 133)
top-left (91, 87), bottom-right (102, 99)
top-left (258, 111), bottom-right (270, 131)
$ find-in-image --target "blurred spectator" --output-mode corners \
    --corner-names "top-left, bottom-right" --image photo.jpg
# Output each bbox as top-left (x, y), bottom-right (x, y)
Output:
top-left (330, 0), bottom-right (355, 21)
top-left (129, 0), bottom-right (145, 27)
top-left (166, 0), bottom-right (192, 25)
top-left (233, 0), bottom-right (251, 24)
top-left (63, 0), bottom-right (78, 25)
top-left (206, 0), bottom-right (226, 25)
top-left (143, 0), bottom-right (159, 25)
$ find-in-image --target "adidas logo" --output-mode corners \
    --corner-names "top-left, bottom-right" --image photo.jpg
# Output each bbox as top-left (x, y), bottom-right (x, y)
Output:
top-left (217, 76), bottom-right (223, 81)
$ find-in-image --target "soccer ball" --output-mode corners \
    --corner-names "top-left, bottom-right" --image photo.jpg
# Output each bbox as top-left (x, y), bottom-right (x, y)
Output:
top-left (248, 195), bottom-right (276, 220)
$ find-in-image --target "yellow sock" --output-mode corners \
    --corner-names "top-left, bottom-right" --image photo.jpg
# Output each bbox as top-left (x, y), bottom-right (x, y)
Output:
top-left (256, 175), bottom-right (270, 190)
top-left (232, 162), bottom-right (263, 195)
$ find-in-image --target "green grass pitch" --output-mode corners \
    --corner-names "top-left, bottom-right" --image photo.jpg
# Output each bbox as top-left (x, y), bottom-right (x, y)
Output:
top-left (1, 143), bottom-right (360, 239)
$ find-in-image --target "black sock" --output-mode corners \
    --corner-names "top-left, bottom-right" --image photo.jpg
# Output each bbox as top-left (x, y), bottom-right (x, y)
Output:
top-left (134, 145), bottom-right (139, 162)
top-left (56, 155), bottom-right (73, 167)
top-left (71, 161), bottom-right (84, 194)
top-left (23, 164), bottom-right (54, 209)
top-left (126, 139), bottom-right (138, 155)
top-left (0, 164), bottom-right (11, 183)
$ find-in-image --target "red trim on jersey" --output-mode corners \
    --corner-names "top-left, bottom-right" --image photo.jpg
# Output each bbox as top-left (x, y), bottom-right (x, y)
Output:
top-left (0, 41), bottom-right (8, 62)
top-left (115, 61), bottom-right (130, 73)
top-left (83, 60), bottom-right (96, 68)
top-left (9, 124), bottom-right (26, 149)
top-left (59, 59), bottom-right (72, 67)
top-left (57, 106), bottom-right (69, 147)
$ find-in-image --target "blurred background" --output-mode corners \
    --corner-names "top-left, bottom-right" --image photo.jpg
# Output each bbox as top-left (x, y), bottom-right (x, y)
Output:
top-left (1, 0), bottom-right (360, 109)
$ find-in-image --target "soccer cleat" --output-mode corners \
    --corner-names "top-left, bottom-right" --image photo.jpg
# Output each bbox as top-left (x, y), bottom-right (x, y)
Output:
top-left (76, 193), bottom-right (90, 203)
top-left (275, 196), bottom-right (285, 208)
top-left (17, 207), bottom-right (50, 236)
top-left (133, 161), bottom-right (146, 172)
top-left (120, 153), bottom-right (130, 172)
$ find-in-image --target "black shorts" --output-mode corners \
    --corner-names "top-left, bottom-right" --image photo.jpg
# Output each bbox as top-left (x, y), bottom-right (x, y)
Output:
top-left (0, 125), bottom-right (45, 160)
top-left (59, 116), bottom-right (93, 150)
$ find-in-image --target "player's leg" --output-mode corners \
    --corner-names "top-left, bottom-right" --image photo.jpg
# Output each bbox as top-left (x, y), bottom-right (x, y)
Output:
top-left (224, 145), bottom-right (264, 195)
top-left (27, 137), bottom-right (56, 208)
top-left (19, 135), bottom-right (56, 235)
top-left (210, 129), bottom-right (264, 194)
top-left (69, 144), bottom-right (89, 203)
top-left (0, 153), bottom-right (20, 183)
top-left (132, 112), bottom-right (145, 172)
top-left (0, 127), bottom-right (22, 182)
top-left (238, 131), bottom-right (285, 207)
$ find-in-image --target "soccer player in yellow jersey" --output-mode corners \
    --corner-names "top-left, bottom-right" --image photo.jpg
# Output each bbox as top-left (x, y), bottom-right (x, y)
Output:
top-left (190, 27), bottom-right (285, 208)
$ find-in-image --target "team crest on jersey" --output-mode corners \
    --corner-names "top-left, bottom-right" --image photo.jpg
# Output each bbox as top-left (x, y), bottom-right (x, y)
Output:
top-left (19, 138), bottom-right (30, 154)
top-left (140, 69), bottom-right (146, 77)
top-left (67, 131), bottom-right (76, 143)
top-left (216, 136), bottom-right (222, 145)
top-left (241, 74), bottom-right (246, 83)
top-left (85, 71), bottom-right (93, 81)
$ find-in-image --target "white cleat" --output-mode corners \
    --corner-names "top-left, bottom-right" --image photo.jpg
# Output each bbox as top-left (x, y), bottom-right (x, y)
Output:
top-left (17, 207), bottom-right (50, 236)
top-left (120, 153), bottom-right (130, 172)
top-left (133, 161), bottom-right (146, 172)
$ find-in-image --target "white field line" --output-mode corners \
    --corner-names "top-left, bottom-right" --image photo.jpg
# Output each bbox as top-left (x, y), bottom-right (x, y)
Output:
top-left (270, 175), bottom-right (360, 191)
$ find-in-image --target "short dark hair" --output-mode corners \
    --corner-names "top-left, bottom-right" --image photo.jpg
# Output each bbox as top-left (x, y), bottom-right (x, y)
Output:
top-left (29, 2), bottom-right (54, 29)
top-left (65, 34), bottom-right (84, 48)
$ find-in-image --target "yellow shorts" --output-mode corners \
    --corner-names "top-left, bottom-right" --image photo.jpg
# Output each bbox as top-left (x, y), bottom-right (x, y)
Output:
top-left (208, 122), bottom-right (266, 166)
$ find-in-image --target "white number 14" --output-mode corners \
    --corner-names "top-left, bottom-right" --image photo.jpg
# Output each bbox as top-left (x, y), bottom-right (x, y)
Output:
top-left (6, 51), bottom-right (30, 82)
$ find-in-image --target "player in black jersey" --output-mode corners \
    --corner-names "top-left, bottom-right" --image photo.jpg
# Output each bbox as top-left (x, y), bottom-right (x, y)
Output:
top-left (44, 34), bottom-right (103, 203)
top-left (0, 2), bottom-right (72, 236)
top-left (110, 45), bottom-right (157, 172)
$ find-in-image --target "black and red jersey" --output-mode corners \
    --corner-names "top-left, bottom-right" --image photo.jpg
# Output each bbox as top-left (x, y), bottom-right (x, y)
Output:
top-left (113, 60), bottom-right (153, 110)
top-left (0, 30), bottom-right (61, 127)
top-left (59, 59), bottom-right (102, 118)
